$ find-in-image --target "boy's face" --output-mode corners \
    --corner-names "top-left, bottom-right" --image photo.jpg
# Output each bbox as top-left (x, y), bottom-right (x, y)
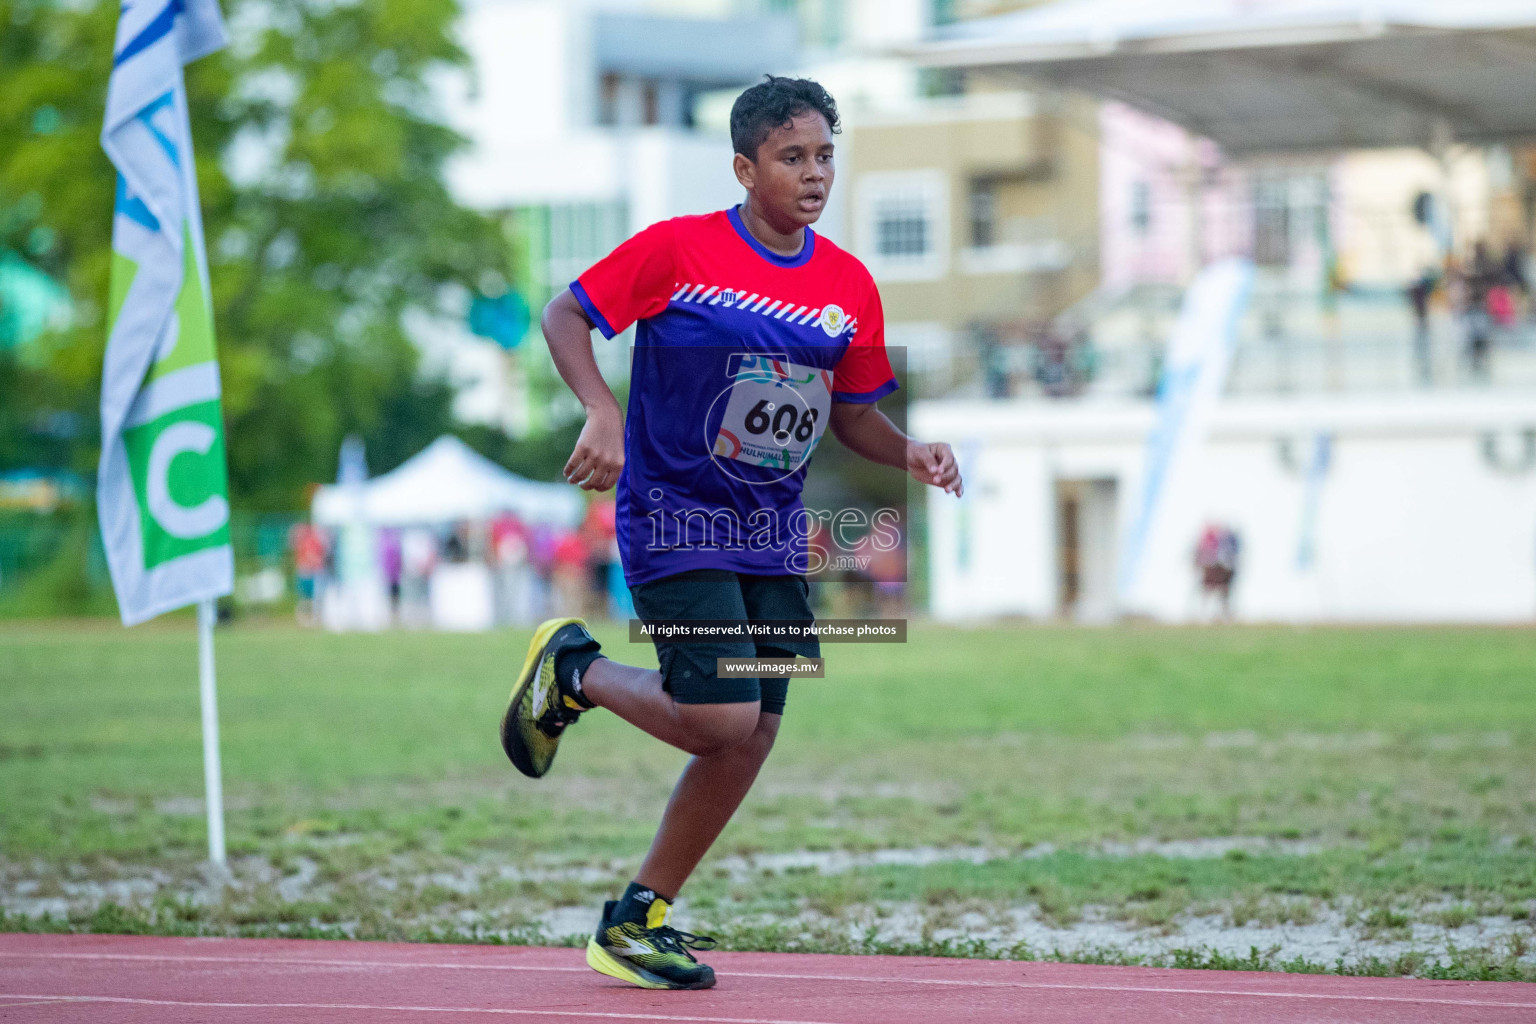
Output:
top-left (734, 111), bottom-right (835, 230)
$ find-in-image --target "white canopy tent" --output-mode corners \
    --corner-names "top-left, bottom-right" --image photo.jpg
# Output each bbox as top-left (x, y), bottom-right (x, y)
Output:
top-left (917, 0), bottom-right (1536, 154)
top-left (311, 435), bottom-right (583, 529)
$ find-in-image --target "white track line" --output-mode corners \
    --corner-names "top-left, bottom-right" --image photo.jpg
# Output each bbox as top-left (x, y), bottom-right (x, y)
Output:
top-left (0, 994), bottom-right (842, 1024)
top-left (740, 972), bottom-right (1536, 1011)
top-left (0, 952), bottom-right (583, 975)
top-left (2, 951), bottom-right (1533, 1011)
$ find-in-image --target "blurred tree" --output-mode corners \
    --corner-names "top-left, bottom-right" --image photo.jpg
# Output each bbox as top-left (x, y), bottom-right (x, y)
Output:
top-left (0, 0), bottom-right (510, 508)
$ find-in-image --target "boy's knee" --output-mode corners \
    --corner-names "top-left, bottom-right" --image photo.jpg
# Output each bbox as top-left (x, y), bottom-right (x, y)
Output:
top-left (677, 703), bottom-right (761, 757)
top-left (738, 712), bottom-right (780, 762)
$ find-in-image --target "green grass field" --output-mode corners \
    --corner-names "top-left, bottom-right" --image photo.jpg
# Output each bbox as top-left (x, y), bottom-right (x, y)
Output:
top-left (2, 619), bottom-right (1534, 979)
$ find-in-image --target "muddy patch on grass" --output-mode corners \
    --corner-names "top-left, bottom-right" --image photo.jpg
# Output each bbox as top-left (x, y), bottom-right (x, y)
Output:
top-left (687, 898), bottom-right (1536, 974)
top-left (0, 836), bottom-right (1344, 919)
top-left (516, 892), bottom-right (1536, 977)
top-left (5, 843), bottom-right (1532, 978)
top-left (706, 836), bottom-right (1335, 881)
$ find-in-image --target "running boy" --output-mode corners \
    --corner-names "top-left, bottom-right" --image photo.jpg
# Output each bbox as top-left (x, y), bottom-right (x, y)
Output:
top-left (500, 76), bottom-right (963, 991)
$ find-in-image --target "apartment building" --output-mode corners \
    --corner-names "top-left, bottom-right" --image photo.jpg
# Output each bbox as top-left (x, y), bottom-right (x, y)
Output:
top-left (840, 89), bottom-right (1101, 396)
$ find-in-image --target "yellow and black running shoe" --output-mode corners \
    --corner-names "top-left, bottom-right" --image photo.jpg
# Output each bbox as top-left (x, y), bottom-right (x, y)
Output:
top-left (500, 617), bottom-right (599, 779)
top-left (586, 896), bottom-right (717, 990)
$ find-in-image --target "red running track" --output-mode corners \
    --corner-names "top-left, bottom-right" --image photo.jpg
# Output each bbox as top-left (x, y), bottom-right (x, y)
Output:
top-left (2, 933), bottom-right (1534, 1023)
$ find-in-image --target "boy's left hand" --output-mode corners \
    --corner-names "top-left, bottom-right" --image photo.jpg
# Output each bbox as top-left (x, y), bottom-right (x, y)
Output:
top-left (907, 441), bottom-right (963, 497)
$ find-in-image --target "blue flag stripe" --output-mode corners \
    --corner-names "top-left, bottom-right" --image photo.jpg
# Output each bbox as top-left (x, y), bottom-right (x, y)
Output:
top-left (114, 174), bottom-right (161, 231)
top-left (137, 92), bottom-right (180, 166)
top-left (114, 0), bottom-right (186, 67)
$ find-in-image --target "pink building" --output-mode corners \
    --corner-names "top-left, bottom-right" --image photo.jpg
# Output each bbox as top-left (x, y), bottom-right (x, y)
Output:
top-left (1100, 101), bottom-right (1344, 295)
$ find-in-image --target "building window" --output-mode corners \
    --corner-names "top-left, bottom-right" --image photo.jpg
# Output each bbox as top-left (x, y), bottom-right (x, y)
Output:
top-left (918, 67), bottom-right (966, 97)
top-left (1130, 180), bottom-right (1151, 236)
top-left (969, 180), bottom-right (997, 248)
top-left (877, 195), bottom-right (931, 258)
top-left (598, 73), bottom-right (620, 127)
top-left (1253, 176), bottom-right (1290, 266)
top-left (597, 75), bottom-right (669, 128)
top-left (1252, 171), bottom-right (1329, 270)
top-left (858, 170), bottom-right (949, 281)
top-left (642, 82), bottom-right (659, 126)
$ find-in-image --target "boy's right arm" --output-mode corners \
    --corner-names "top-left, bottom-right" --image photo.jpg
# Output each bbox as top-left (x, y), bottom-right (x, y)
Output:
top-left (543, 288), bottom-right (624, 492)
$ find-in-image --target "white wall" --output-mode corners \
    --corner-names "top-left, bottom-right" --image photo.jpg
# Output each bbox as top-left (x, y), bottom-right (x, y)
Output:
top-left (445, 0), bottom-right (592, 207)
top-left (621, 130), bottom-right (743, 232)
top-left (927, 437), bottom-right (1054, 619)
top-left (842, 0), bottom-right (927, 49)
top-left (444, 0), bottom-right (750, 222)
top-left (915, 394), bottom-right (1536, 624)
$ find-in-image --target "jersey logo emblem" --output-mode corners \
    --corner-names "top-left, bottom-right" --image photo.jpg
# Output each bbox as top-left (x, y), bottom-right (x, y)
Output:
top-left (819, 304), bottom-right (847, 337)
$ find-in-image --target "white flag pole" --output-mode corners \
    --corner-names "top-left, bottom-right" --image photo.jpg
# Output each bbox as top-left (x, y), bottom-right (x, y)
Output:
top-left (197, 599), bottom-right (227, 867)
top-left (101, 0), bottom-right (233, 872)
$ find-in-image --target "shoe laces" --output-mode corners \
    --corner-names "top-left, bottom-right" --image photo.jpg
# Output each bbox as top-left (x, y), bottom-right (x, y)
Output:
top-left (649, 926), bottom-right (717, 960)
top-left (535, 698), bottom-right (582, 736)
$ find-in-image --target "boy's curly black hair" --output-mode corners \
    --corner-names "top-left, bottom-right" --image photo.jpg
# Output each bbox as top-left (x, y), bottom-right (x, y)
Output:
top-left (730, 75), bottom-right (841, 162)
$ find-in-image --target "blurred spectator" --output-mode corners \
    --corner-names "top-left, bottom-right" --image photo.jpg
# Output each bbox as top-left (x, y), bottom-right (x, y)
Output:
top-left (1323, 251), bottom-right (1347, 388)
top-left (442, 522), bottom-right (470, 563)
top-left (286, 505), bottom-right (643, 631)
top-left (1406, 266), bottom-right (1437, 385)
top-left (1460, 241), bottom-right (1502, 379)
top-left (806, 518), bottom-right (831, 580)
top-left (428, 521), bottom-right (495, 632)
top-left (490, 511), bottom-right (538, 627)
top-left (528, 523), bottom-right (560, 619)
top-left (976, 324), bottom-right (1009, 399)
top-left (1035, 327), bottom-right (1074, 397)
top-left (1031, 321), bottom-right (1095, 398)
top-left (1489, 280), bottom-right (1518, 329)
top-left (580, 500), bottom-right (620, 619)
top-left (379, 528), bottom-right (403, 617)
top-left (866, 533), bottom-right (907, 619)
top-left (1503, 241), bottom-right (1530, 309)
top-left (289, 522), bottom-right (329, 625)
top-left (550, 528), bottom-right (590, 617)
top-left (400, 528), bottom-right (437, 627)
top-left (1194, 522), bottom-right (1241, 621)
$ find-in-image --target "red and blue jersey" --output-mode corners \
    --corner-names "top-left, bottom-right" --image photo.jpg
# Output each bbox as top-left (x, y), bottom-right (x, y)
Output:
top-left (572, 205), bottom-right (898, 586)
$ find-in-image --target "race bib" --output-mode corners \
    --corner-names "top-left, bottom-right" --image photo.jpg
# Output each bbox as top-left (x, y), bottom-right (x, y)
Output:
top-left (711, 354), bottom-right (833, 473)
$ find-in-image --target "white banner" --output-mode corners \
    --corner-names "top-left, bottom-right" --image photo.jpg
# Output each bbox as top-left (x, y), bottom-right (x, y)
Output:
top-left (1117, 257), bottom-right (1255, 611)
top-left (99, 0), bottom-right (232, 626)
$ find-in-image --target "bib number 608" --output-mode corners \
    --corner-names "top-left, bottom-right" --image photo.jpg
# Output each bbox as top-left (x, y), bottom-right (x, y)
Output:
top-left (744, 399), bottom-right (820, 443)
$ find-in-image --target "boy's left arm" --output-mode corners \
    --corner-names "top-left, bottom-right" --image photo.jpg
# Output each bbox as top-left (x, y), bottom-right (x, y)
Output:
top-left (829, 402), bottom-right (964, 497)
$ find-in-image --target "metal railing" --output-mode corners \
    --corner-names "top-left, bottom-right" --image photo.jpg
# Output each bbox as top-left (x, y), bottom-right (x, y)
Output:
top-left (921, 288), bottom-right (1536, 401)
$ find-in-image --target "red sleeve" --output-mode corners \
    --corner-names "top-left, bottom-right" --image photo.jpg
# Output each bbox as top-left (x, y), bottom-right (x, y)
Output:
top-left (831, 284), bottom-right (899, 403)
top-left (570, 220), bottom-right (676, 339)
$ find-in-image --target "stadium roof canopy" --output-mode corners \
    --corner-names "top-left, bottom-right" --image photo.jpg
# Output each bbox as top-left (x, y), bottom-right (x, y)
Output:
top-left (916, 0), bottom-right (1536, 154)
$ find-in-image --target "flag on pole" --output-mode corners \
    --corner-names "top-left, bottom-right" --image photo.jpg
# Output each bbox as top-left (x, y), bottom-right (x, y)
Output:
top-left (99, 0), bottom-right (232, 626)
top-left (1117, 257), bottom-right (1255, 611)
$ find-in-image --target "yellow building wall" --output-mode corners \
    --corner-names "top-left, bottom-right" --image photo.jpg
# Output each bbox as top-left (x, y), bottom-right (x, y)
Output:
top-left (845, 92), bottom-right (1100, 331)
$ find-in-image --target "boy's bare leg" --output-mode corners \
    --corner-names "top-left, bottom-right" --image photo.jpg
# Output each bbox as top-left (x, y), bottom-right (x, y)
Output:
top-left (580, 657), bottom-right (758, 756)
top-left (579, 659), bottom-right (782, 897)
top-left (634, 711), bottom-right (779, 897)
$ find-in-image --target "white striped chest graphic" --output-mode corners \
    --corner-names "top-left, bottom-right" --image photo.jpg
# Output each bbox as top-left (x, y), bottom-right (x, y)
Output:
top-left (668, 283), bottom-right (858, 339)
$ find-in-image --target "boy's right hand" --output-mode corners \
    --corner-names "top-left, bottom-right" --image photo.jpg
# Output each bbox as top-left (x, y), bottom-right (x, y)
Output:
top-left (564, 404), bottom-right (624, 491)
